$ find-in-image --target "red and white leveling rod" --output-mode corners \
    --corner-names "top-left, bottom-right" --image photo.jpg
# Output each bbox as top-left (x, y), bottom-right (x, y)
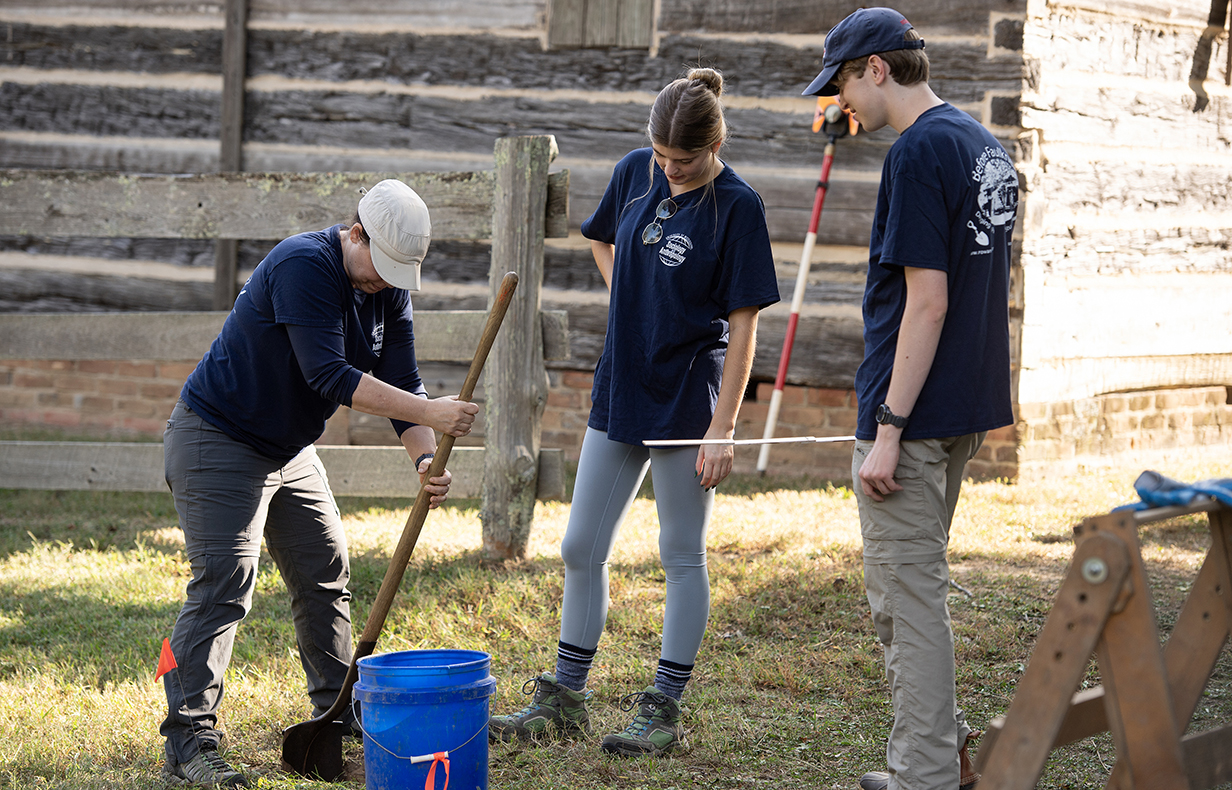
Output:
top-left (756, 97), bottom-right (858, 474)
top-left (644, 435), bottom-right (855, 448)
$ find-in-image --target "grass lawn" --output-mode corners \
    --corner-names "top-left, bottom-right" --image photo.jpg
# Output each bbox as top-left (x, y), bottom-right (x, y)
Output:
top-left (1, 449), bottom-right (1230, 789)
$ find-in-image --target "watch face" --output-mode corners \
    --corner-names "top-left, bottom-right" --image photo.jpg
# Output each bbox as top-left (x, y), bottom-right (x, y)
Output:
top-left (876, 404), bottom-right (904, 427)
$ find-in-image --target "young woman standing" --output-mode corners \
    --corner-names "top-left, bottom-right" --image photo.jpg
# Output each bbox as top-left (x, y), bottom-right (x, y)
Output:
top-left (489, 68), bottom-right (780, 756)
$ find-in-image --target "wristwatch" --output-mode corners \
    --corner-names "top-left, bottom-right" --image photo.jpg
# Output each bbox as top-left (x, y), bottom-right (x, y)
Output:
top-left (875, 403), bottom-right (909, 429)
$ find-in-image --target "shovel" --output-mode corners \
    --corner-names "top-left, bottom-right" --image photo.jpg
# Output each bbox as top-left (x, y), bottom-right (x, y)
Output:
top-left (281, 271), bottom-right (519, 780)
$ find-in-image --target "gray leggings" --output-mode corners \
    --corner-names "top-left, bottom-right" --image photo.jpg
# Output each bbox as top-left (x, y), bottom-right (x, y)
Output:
top-left (559, 427), bottom-right (714, 665)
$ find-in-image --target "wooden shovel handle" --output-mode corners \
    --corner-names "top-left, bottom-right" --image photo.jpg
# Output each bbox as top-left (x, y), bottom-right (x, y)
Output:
top-left (319, 271), bottom-right (519, 721)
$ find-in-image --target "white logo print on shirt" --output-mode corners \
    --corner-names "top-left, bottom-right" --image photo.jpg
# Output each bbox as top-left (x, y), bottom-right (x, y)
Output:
top-left (372, 322), bottom-right (384, 355)
top-left (968, 147), bottom-right (1018, 249)
top-left (658, 234), bottom-right (693, 267)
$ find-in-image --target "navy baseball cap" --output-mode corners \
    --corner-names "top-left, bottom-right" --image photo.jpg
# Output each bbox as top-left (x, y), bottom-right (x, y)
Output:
top-left (802, 8), bottom-right (925, 96)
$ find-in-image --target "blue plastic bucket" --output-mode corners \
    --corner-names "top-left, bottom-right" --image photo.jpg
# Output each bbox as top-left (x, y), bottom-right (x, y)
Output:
top-left (355, 649), bottom-right (497, 790)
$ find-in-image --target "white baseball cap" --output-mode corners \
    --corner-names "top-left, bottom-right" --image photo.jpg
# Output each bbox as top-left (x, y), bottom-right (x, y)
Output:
top-left (357, 179), bottom-right (431, 291)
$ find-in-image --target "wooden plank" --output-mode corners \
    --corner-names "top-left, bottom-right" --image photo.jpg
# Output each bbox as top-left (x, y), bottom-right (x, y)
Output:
top-left (483, 135), bottom-right (556, 559)
top-left (1022, 84), bottom-right (1229, 153)
top-left (0, 169), bottom-right (498, 240)
top-left (0, 81), bottom-right (910, 171)
top-left (214, 241), bottom-right (240, 310)
top-left (0, 309), bottom-right (570, 362)
top-left (0, 440), bottom-right (566, 500)
top-left (1031, 159), bottom-right (1232, 217)
top-left (584, 0), bottom-right (619, 47)
top-left (545, 169), bottom-right (570, 239)
top-left (618, 0), bottom-right (654, 48)
top-left (548, 0), bottom-right (587, 48)
top-left (1018, 354), bottom-right (1232, 404)
top-left (1051, 686), bottom-right (1109, 747)
top-left (214, 0), bottom-right (248, 309)
top-left (1183, 724), bottom-right (1232, 790)
top-left (975, 530), bottom-right (1131, 790)
top-left (1103, 506), bottom-right (1232, 790)
top-left (219, 0), bottom-right (247, 173)
top-left (1090, 511), bottom-right (1188, 790)
top-left (0, 135), bottom-right (878, 244)
top-left (1, 24), bottom-right (1021, 101)
top-left (0, 252), bottom-right (865, 387)
top-left (657, 0), bottom-right (1027, 35)
top-left (1020, 273), bottom-right (1232, 363)
top-left (1030, 12), bottom-right (1218, 85)
top-left (2, 0), bottom-right (542, 28)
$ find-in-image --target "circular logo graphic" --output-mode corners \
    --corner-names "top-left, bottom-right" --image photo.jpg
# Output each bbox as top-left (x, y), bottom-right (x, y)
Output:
top-left (658, 234), bottom-right (693, 267)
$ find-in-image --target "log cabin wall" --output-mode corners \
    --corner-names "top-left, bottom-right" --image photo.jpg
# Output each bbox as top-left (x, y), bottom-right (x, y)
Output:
top-left (1016, 0), bottom-right (1232, 472)
top-left (0, 0), bottom-right (1029, 481)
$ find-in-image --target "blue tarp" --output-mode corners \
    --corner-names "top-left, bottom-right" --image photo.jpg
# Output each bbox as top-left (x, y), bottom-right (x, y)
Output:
top-left (1115, 470), bottom-right (1232, 511)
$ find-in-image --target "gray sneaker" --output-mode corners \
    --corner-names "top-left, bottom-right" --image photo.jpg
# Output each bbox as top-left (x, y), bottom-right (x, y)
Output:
top-left (162, 747), bottom-right (250, 788)
top-left (489, 672), bottom-right (592, 742)
top-left (600, 686), bottom-right (687, 757)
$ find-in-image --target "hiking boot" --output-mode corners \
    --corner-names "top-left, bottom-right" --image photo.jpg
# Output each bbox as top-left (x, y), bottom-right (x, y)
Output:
top-left (858, 730), bottom-right (982, 790)
top-left (600, 686), bottom-right (687, 757)
top-left (488, 672), bottom-right (592, 742)
top-left (162, 747), bottom-right (250, 788)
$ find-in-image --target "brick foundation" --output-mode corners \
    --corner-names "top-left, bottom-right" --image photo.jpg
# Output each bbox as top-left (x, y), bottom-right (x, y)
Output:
top-left (1017, 386), bottom-right (1232, 471)
top-left (5, 358), bottom-right (1229, 485)
top-left (0, 358), bottom-right (191, 438)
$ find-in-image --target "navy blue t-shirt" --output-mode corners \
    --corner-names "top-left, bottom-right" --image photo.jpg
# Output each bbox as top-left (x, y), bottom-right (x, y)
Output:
top-left (181, 225), bottom-right (427, 461)
top-left (855, 104), bottom-right (1018, 440)
top-left (580, 148), bottom-right (780, 444)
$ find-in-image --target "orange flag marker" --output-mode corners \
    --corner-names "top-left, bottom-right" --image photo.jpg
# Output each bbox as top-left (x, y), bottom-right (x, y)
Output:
top-left (155, 637), bottom-right (177, 681)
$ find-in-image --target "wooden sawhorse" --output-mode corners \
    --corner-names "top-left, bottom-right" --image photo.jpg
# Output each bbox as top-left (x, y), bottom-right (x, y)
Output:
top-left (974, 499), bottom-right (1232, 790)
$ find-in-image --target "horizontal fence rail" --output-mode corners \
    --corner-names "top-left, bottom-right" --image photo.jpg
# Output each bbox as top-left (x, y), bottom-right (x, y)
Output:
top-left (0, 168), bottom-right (570, 240)
top-left (0, 310), bottom-right (570, 362)
top-left (0, 441), bottom-right (565, 500)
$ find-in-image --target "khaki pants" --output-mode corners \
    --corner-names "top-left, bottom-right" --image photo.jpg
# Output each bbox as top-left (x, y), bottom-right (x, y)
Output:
top-left (852, 433), bottom-right (984, 790)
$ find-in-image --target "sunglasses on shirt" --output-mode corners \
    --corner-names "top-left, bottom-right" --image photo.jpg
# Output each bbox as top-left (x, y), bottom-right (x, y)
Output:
top-left (641, 198), bottom-right (678, 245)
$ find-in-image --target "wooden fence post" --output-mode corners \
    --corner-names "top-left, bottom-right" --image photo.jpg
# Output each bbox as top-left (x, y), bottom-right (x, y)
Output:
top-left (214, 0), bottom-right (247, 310)
top-left (482, 135), bottom-right (557, 559)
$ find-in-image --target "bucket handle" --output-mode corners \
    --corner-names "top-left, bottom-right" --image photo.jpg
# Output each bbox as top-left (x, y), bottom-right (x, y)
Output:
top-left (351, 697), bottom-right (489, 790)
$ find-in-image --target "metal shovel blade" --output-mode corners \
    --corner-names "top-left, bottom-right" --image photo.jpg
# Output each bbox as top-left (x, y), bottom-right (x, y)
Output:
top-left (281, 718), bottom-right (349, 781)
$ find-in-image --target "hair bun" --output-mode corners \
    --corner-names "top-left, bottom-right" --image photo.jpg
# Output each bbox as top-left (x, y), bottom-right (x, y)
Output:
top-left (686, 67), bottom-right (724, 98)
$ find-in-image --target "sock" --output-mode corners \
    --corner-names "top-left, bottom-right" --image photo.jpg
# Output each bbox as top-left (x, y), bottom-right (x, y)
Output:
top-left (554, 641), bottom-right (596, 692)
top-left (653, 658), bottom-right (693, 700)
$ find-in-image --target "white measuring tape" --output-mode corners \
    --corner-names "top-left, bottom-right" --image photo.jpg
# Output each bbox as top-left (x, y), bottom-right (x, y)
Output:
top-left (642, 434), bottom-right (856, 447)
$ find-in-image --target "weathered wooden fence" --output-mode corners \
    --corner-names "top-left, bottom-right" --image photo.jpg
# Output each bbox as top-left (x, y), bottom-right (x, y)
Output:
top-left (0, 134), bottom-right (568, 559)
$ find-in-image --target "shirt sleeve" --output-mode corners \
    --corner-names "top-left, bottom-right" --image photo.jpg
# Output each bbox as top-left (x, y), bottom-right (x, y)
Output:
top-left (370, 290), bottom-right (428, 438)
top-left (714, 194), bottom-right (780, 314)
top-left (877, 165), bottom-right (951, 273)
top-left (266, 252), bottom-right (350, 327)
top-left (580, 151), bottom-right (641, 244)
top-left (284, 323), bottom-right (364, 406)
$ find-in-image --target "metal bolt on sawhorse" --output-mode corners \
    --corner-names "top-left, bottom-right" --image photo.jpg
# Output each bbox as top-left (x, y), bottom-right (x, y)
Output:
top-left (973, 499), bottom-right (1232, 790)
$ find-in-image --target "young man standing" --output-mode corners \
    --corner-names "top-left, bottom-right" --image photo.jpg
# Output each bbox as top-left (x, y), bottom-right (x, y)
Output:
top-left (803, 8), bottom-right (1018, 790)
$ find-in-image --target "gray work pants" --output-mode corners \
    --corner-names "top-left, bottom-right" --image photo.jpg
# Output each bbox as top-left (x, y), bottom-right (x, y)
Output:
top-left (160, 400), bottom-right (352, 763)
top-left (852, 433), bottom-right (985, 790)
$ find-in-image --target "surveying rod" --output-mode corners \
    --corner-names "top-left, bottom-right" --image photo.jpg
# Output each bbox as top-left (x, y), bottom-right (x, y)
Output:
top-left (757, 99), bottom-right (856, 474)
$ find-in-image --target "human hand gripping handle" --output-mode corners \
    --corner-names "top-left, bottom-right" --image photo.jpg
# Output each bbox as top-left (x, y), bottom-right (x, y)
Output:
top-left (280, 271), bottom-right (519, 780)
top-left (424, 394), bottom-right (480, 437)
